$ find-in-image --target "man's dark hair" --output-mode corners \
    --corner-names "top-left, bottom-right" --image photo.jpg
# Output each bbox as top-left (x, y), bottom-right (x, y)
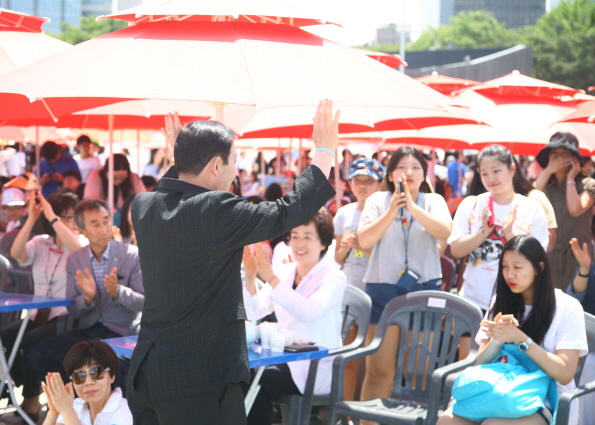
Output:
top-left (63, 170), bottom-right (82, 182)
top-left (76, 135), bottom-right (91, 145)
top-left (40, 141), bottom-right (60, 161)
top-left (41, 192), bottom-right (79, 236)
top-left (174, 121), bottom-right (237, 176)
top-left (75, 199), bottom-right (111, 230)
top-left (63, 340), bottom-right (119, 390)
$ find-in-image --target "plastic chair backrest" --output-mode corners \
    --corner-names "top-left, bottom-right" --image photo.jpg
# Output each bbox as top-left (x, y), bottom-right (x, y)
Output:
top-left (375, 291), bottom-right (483, 402)
top-left (574, 312), bottom-right (595, 383)
top-left (335, 285), bottom-right (372, 355)
top-left (440, 256), bottom-right (456, 291)
top-left (0, 254), bottom-right (10, 290)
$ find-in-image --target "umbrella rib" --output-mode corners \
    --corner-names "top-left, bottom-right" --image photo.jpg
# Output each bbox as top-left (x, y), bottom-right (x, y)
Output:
top-left (40, 98), bottom-right (58, 123)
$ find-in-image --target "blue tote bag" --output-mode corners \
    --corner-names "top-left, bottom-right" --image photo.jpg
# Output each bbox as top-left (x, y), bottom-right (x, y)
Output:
top-left (451, 344), bottom-right (558, 422)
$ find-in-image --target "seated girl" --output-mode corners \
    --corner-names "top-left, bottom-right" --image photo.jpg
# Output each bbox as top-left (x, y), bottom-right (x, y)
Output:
top-left (42, 340), bottom-right (132, 425)
top-left (243, 208), bottom-right (347, 425)
top-left (438, 235), bottom-right (588, 425)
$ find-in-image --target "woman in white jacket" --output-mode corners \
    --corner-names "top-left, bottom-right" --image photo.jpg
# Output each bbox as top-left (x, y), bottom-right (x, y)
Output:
top-left (244, 209), bottom-right (347, 425)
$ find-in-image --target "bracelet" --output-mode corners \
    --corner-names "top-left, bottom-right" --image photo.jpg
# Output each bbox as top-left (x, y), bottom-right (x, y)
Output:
top-left (567, 180), bottom-right (576, 185)
top-left (49, 217), bottom-right (59, 226)
top-left (314, 148), bottom-right (336, 157)
top-left (578, 270), bottom-right (590, 278)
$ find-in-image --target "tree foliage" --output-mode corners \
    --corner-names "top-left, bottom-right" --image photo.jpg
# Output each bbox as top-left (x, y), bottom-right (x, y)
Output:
top-left (409, 11), bottom-right (518, 50)
top-left (530, 0), bottom-right (595, 91)
top-left (48, 15), bottom-right (128, 45)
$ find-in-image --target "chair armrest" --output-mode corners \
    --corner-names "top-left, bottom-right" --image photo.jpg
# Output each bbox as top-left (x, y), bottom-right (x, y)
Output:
top-left (328, 342), bottom-right (382, 408)
top-left (555, 380), bottom-right (595, 425)
top-left (425, 353), bottom-right (478, 425)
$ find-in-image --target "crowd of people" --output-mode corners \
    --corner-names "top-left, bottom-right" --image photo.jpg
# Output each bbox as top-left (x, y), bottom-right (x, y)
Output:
top-left (0, 124), bottom-right (593, 425)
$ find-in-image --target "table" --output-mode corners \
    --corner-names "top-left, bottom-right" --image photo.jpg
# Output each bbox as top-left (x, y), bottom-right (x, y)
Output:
top-left (104, 335), bottom-right (329, 413)
top-left (0, 293), bottom-right (73, 425)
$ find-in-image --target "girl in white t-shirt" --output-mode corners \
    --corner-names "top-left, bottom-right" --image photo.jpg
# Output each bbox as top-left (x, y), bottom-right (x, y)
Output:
top-left (438, 235), bottom-right (587, 425)
top-left (449, 145), bottom-right (549, 313)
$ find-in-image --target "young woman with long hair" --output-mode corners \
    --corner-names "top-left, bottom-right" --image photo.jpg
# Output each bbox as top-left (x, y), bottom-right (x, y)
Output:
top-left (438, 235), bottom-right (587, 425)
top-left (356, 147), bottom-right (452, 421)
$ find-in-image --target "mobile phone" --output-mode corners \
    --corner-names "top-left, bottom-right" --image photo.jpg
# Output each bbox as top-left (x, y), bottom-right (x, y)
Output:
top-left (397, 179), bottom-right (403, 216)
top-left (488, 195), bottom-right (494, 227)
top-left (567, 161), bottom-right (574, 173)
top-left (284, 344), bottom-right (319, 353)
top-left (35, 190), bottom-right (40, 204)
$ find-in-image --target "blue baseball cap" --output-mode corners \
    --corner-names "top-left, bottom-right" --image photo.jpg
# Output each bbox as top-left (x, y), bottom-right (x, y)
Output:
top-left (349, 158), bottom-right (384, 182)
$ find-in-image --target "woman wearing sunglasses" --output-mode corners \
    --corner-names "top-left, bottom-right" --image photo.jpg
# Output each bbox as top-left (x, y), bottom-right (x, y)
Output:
top-left (42, 340), bottom-right (132, 425)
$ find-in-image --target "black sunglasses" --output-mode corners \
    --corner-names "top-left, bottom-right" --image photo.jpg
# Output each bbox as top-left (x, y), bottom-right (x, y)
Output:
top-left (70, 366), bottom-right (110, 385)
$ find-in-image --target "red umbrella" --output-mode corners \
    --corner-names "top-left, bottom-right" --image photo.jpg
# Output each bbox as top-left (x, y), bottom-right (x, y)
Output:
top-left (449, 90), bottom-right (595, 155)
top-left (98, 0), bottom-right (339, 27)
top-left (460, 70), bottom-right (583, 99)
top-left (557, 100), bottom-right (595, 124)
top-left (0, 21), bottom-right (479, 130)
top-left (352, 49), bottom-right (406, 68)
top-left (0, 7), bottom-right (48, 32)
top-left (415, 72), bottom-right (480, 96)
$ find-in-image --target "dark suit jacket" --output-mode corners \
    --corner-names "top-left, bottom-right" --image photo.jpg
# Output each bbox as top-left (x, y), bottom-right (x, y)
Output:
top-left (127, 165), bottom-right (335, 401)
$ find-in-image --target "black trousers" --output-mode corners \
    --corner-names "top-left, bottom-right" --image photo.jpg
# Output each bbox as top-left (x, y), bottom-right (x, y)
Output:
top-left (26, 322), bottom-right (124, 388)
top-left (0, 318), bottom-right (58, 398)
top-left (247, 364), bottom-right (301, 425)
top-left (128, 356), bottom-right (246, 425)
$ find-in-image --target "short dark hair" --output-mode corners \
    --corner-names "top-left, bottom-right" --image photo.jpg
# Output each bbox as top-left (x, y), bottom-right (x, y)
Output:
top-left (41, 192), bottom-right (79, 236)
top-left (75, 199), bottom-right (111, 230)
top-left (264, 183), bottom-right (283, 202)
top-left (308, 208), bottom-right (334, 258)
top-left (140, 175), bottom-right (156, 190)
top-left (40, 141), bottom-right (60, 161)
top-left (76, 135), bottom-right (91, 145)
top-left (63, 170), bottom-right (82, 182)
top-left (384, 147), bottom-right (428, 193)
top-left (63, 340), bottom-right (119, 390)
top-left (174, 121), bottom-right (236, 176)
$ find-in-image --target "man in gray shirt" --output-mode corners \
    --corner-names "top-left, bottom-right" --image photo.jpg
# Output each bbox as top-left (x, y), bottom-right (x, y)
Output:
top-left (28, 199), bottom-right (144, 388)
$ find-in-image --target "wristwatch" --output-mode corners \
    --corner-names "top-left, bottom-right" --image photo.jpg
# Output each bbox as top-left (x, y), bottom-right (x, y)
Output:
top-left (518, 337), bottom-right (533, 352)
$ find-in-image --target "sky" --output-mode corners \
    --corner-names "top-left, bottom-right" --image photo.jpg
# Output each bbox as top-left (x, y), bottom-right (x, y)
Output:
top-left (296, 0), bottom-right (421, 47)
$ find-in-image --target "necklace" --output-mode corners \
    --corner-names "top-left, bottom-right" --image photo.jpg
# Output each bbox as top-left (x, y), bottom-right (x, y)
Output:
top-left (44, 240), bottom-right (65, 297)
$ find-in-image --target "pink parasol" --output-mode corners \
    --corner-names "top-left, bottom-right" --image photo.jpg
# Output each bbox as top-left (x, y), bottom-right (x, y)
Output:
top-left (415, 71), bottom-right (480, 96)
top-left (98, 0), bottom-right (340, 27)
top-left (459, 70), bottom-right (583, 99)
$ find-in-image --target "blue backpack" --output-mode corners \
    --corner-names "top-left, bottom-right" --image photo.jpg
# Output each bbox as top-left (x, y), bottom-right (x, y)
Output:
top-left (452, 343), bottom-right (558, 422)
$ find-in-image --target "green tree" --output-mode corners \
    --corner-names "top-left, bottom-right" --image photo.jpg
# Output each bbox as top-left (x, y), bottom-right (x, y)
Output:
top-left (409, 10), bottom-right (518, 50)
top-left (48, 15), bottom-right (128, 45)
top-left (530, 0), bottom-right (595, 91)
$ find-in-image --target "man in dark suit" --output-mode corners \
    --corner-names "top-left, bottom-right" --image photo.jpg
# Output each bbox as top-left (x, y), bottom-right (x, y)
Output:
top-left (126, 100), bottom-right (339, 424)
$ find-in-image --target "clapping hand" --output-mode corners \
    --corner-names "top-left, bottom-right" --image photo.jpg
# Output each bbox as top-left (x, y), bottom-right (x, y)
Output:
top-left (481, 312), bottom-right (522, 344)
top-left (242, 246), bottom-right (257, 280)
top-left (75, 268), bottom-right (97, 306)
top-left (104, 267), bottom-right (119, 298)
top-left (42, 372), bottom-right (75, 417)
top-left (570, 238), bottom-right (591, 272)
top-left (480, 206), bottom-right (495, 236)
top-left (502, 205), bottom-right (518, 241)
top-left (253, 243), bottom-right (275, 285)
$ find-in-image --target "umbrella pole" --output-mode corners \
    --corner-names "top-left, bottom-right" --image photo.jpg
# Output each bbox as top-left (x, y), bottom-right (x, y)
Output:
top-left (108, 115), bottom-right (115, 219)
top-left (298, 138), bottom-right (303, 175)
top-left (35, 126), bottom-right (40, 178)
top-left (276, 139), bottom-right (281, 185)
top-left (215, 103), bottom-right (225, 124)
top-left (260, 152), bottom-right (265, 194)
top-left (334, 155), bottom-right (340, 210)
top-left (137, 129), bottom-right (141, 176)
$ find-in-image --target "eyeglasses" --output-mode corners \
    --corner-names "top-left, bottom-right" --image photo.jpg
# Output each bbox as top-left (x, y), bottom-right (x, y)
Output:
top-left (60, 215), bottom-right (75, 222)
top-left (70, 366), bottom-right (110, 384)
